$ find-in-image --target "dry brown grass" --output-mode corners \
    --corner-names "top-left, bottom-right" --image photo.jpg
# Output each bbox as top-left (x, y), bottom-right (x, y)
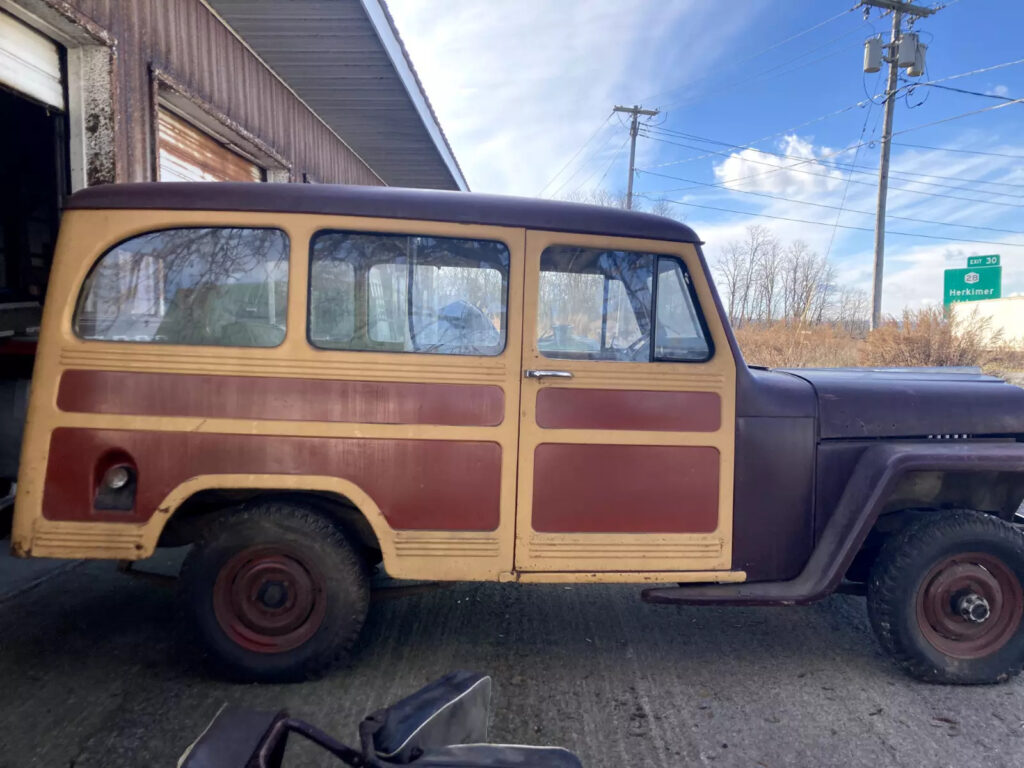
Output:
top-left (735, 308), bottom-right (1024, 374)
top-left (862, 307), bottom-right (1024, 374)
top-left (734, 322), bottom-right (861, 368)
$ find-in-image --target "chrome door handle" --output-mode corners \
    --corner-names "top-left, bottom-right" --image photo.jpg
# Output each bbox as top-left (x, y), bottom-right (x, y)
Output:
top-left (524, 369), bottom-right (574, 379)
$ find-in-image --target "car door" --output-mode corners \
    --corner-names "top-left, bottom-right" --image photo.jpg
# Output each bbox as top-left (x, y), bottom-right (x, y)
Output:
top-left (514, 230), bottom-right (738, 578)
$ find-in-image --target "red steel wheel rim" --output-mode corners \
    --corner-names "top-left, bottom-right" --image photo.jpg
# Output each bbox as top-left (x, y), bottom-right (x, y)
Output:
top-left (915, 552), bottom-right (1023, 659)
top-left (213, 546), bottom-right (326, 654)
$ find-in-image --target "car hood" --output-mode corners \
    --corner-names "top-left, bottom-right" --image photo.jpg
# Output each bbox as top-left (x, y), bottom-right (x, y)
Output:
top-left (778, 367), bottom-right (1024, 439)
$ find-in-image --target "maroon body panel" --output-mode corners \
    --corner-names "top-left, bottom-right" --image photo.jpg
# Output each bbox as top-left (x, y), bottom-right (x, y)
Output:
top-left (44, 428), bottom-right (501, 530)
top-left (731, 416), bottom-right (815, 580)
top-left (535, 388), bottom-right (720, 432)
top-left (531, 443), bottom-right (719, 533)
top-left (58, 370), bottom-right (504, 427)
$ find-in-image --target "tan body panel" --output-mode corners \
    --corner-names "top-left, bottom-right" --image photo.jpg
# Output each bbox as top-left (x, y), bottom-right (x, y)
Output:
top-left (514, 230), bottom-right (737, 574)
top-left (14, 207), bottom-right (744, 584)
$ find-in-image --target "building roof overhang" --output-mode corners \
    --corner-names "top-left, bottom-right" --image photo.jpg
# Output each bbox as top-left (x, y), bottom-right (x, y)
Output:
top-left (206, 0), bottom-right (467, 191)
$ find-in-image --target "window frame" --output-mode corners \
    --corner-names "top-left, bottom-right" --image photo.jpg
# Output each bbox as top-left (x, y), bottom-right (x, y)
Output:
top-left (651, 255), bottom-right (715, 363)
top-left (71, 225), bottom-right (291, 349)
top-left (535, 245), bottom-right (714, 364)
top-left (306, 228), bottom-right (512, 357)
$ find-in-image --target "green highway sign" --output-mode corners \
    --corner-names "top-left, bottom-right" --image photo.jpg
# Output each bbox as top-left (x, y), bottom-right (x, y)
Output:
top-left (967, 254), bottom-right (1000, 268)
top-left (943, 266), bottom-right (1002, 305)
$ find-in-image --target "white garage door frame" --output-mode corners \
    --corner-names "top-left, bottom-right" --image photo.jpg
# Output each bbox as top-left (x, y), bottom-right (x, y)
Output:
top-left (0, 0), bottom-right (116, 191)
top-left (0, 9), bottom-right (63, 109)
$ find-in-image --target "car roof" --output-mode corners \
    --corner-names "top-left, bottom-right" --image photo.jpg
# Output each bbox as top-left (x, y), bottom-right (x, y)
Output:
top-left (66, 183), bottom-right (701, 245)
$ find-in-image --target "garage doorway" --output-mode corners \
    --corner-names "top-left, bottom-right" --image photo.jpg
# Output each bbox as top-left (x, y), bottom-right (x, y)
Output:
top-left (0, 87), bottom-right (67, 308)
top-left (0, 11), bottom-right (69, 317)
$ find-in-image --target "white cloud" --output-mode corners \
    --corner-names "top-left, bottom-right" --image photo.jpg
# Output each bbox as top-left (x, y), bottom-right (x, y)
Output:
top-left (387, 0), bottom-right (765, 196)
top-left (712, 134), bottom-right (845, 198)
top-left (987, 84), bottom-right (1011, 98)
top-left (679, 135), bottom-right (1024, 314)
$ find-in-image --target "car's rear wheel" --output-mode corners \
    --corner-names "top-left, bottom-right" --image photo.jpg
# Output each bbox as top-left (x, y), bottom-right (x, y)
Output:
top-left (180, 501), bottom-right (369, 683)
top-left (868, 510), bottom-right (1024, 684)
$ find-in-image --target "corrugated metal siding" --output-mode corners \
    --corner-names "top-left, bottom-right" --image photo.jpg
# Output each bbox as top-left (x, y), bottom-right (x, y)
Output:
top-left (208, 0), bottom-right (462, 190)
top-left (69, 0), bottom-right (383, 186)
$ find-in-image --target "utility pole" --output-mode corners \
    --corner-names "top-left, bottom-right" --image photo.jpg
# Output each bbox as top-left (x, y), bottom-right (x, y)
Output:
top-left (859, 0), bottom-right (935, 329)
top-left (613, 104), bottom-right (659, 209)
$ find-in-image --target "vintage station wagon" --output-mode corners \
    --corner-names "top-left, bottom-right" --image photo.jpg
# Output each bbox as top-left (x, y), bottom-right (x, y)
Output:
top-left (12, 183), bottom-right (1024, 684)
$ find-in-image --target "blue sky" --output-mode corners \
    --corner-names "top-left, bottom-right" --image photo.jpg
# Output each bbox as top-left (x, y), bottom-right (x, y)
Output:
top-left (387, 0), bottom-right (1024, 314)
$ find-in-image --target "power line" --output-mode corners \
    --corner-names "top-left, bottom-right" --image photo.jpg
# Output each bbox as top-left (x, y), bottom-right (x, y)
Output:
top-left (639, 98), bottom-right (1024, 203)
top-left (641, 5), bottom-right (859, 105)
top-left (634, 195), bottom-right (1024, 247)
top-left (566, 136), bottom-right (631, 198)
top-left (639, 134), bottom-right (1024, 207)
top-left (647, 99), bottom-right (872, 170)
top-left (634, 168), bottom-right (1024, 235)
top-left (914, 82), bottom-right (1016, 101)
top-left (537, 113), bottom-right (613, 196)
top-left (917, 56), bottom-right (1024, 87)
top-left (892, 94), bottom-right (1024, 134)
top-left (644, 125), bottom-right (1024, 193)
top-left (892, 141), bottom-right (1024, 159)
top-left (659, 32), bottom-right (867, 113)
top-left (825, 100), bottom-right (875, 260)
top-left (548, 124), bottom-right (622, 198)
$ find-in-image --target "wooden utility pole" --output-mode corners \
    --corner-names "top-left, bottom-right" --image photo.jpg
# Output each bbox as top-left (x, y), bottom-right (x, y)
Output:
top-left (613, 105), bottom-right (659, 209)
top-left (859, 0), bottom-right (936, 329)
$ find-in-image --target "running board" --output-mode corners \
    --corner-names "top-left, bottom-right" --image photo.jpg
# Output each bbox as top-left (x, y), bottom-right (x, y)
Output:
top-left (641, 580), bottom-right (813, 606)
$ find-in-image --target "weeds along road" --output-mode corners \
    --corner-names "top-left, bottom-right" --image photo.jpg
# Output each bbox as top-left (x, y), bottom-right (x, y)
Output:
top-left (1, 552), bottom-right (1023, 768)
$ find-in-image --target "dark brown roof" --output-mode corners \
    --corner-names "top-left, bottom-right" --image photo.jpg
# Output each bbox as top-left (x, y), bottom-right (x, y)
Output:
top-left (67, 183), bottom-right (701, 244)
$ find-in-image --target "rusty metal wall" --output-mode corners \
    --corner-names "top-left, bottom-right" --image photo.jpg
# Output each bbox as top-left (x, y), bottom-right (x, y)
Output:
top-left (67, 0), bottom-right (383, 186)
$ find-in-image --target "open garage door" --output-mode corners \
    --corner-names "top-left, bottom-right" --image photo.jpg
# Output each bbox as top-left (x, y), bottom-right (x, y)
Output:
top-left (0, 11), bottom-right (64, 110)
top-left (0, 10), bottom-right (69, 488)
top-left (157, 109), bottom-right (263, 182)
top-left (0, 10), bottom-right (66, 312)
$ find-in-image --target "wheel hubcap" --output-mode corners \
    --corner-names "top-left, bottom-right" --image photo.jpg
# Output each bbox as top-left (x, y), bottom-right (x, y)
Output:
top-left (213, 546), bottom-right (326, 654)
top-left (915, 552), bottom-right (1023, 659)
top-left (956, 592), bottom-right (991, 624)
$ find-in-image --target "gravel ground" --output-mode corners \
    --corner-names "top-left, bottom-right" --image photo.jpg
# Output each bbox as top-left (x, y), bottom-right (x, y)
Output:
top-left (0, 552), bottom-right (1023, 768)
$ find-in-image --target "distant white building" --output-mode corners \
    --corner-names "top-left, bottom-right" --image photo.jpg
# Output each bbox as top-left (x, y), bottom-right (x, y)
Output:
top-left (951, 296), bottom-right (1024, 343)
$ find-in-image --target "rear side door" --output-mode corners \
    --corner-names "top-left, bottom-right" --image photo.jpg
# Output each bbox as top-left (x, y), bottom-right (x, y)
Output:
top-left (514, 230), bottom-right (737, 577)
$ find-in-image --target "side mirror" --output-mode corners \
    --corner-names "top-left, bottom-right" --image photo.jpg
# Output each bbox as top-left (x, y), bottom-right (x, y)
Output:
top-left (410, 744), bottom-right (582, 767)
top-left (177, 707), bottom-right (289, 768)
top-left (178, 672), bottom-right (582, 768)
top-left (363, 670), bottom-right (492, 763)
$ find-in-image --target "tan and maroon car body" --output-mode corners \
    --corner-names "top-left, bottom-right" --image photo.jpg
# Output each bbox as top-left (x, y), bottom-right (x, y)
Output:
top-left (12, 183), bottom-right (1024, 603)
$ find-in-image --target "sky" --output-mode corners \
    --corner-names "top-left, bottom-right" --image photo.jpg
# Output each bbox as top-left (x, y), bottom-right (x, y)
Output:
top-left (387, 0), bottom-right (1024, 315)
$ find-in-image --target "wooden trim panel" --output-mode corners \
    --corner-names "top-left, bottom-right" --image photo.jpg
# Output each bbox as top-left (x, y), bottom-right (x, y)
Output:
top-left (531, 443), bottom-right (720, 534)
top-left (44, 428), bottom-right (502, 531)
top-left (535, 388), bottom-right (720, 432)
top-left (57, 370), bottom-right (505, 427)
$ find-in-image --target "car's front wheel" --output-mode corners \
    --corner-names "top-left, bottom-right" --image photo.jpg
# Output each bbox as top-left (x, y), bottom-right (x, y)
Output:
top-left (868, 510), bottom-right (1024, 684)
top-left (180, 501), bottom-right (369, 683)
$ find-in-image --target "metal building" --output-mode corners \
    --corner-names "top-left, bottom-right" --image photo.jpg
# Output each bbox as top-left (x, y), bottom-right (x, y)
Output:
top-left (0, 0), bottom-right (466, 489)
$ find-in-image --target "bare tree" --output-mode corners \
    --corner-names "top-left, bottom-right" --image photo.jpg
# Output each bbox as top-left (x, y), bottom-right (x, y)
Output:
top-left (831, 286), bottom-right (870, 335)
top-left (779, 240), bottom-right (833, 325)
top-left (714, 240), bottom-right (750, 326)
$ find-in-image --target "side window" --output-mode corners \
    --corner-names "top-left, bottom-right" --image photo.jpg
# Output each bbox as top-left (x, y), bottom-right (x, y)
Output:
top-left (655, 258), bottom-right (712, 361)
top-left (537, 246), bottom-right (711, 362)
top-left (74, 228), bottom-right (289, 347)
top-left (309, 231), bottom-right (509, 356)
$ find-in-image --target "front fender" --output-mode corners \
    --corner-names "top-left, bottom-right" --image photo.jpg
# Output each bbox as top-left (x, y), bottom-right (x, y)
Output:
top-left (643, 442), bottom-right (1024, 606)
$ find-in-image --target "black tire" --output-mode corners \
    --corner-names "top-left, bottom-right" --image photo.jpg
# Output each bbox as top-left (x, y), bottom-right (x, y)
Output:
top-left (867, 510), bottom-right (1024, 684)
top-left (180, 501), bottom-right (369, 683)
